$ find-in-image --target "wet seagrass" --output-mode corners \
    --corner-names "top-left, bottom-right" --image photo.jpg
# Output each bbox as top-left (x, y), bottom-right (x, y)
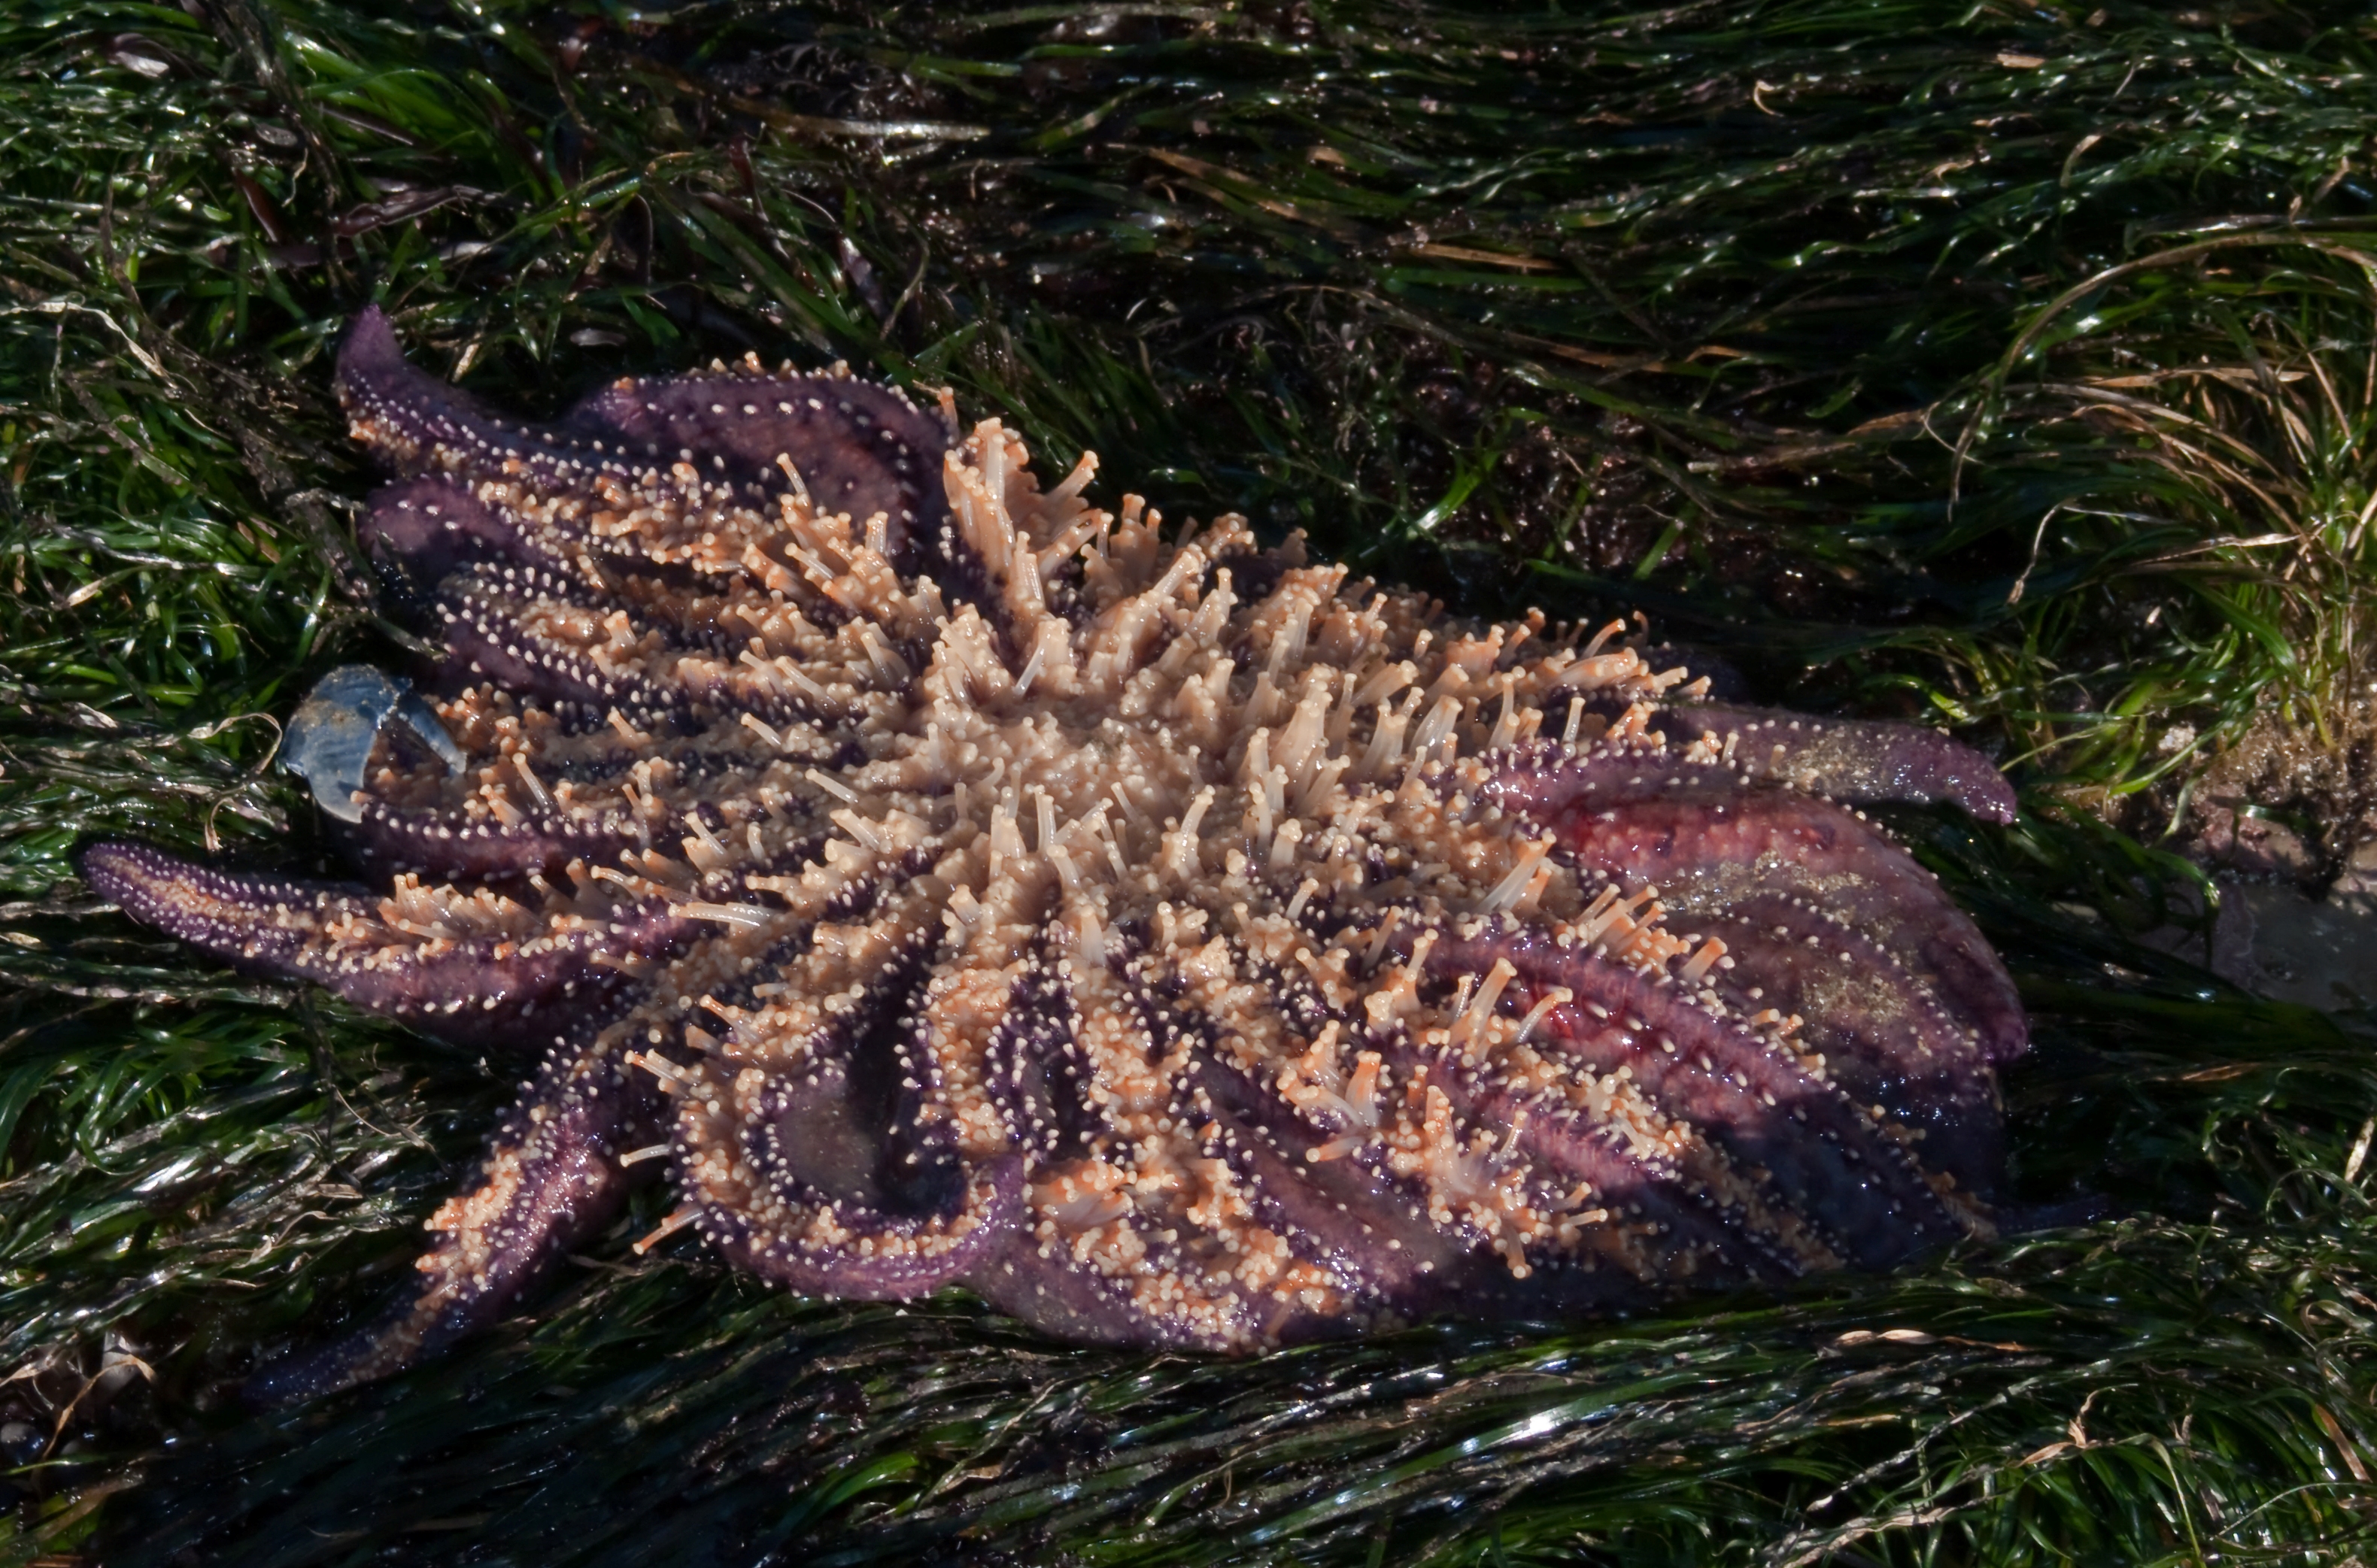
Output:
top-left (83, 309), bottom-right (2029, 1400)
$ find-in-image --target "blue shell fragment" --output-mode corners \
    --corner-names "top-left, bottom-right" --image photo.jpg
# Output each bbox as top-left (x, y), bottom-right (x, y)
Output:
top-left (284, 665), bottom-right (466, 823)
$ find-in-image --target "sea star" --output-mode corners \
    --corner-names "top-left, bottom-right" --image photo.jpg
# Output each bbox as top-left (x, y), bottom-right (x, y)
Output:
top-left (82, 308), bottom-right (2026, 1401)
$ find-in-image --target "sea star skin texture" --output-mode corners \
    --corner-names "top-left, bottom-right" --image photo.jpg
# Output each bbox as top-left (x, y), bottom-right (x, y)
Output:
top-left (80, 308), bottom-right (2027, 1400)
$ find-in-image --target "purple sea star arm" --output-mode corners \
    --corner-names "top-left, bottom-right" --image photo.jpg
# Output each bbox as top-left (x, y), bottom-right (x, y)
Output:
top-left (969, 1235), bottom-right (1216, 1349)
top-left (1676, 899), bottom-right (2007, 1197)
top-left (335, 305), bottom-right (952, 572)
top-left (560, 358), bottom-right (954, 570)
top-left (1650, 702), bottom-right (2018, 823)
top-left (1479, 747), bottom-right (2026, 1063)
top-left (980, 946), bottom-right (1102, 1164)
top-left (688, 1058), bottom-right (1025, 1298)
top-left (342, 796), bottom-right (640, 884)
top-left (78, 841), bottom-right (689, 1046)
top-left (1185, 1053), bottom-right (1480, 1307)
top-left (1548, 792), bottom-right (2027, 1064)
top-left (359, 476), bottom-right (572, 581)
top-left (1343, 987), bottom-right (1799, 1290)
top-left (965, 947), bottom-right (1389, 1351)
top-left (245, 1030), bottom-right (659, 1405)
top-left (1420, 925), bottom-right (1975, 1271)
top-left (432, 562), bottom-right (690, 717)
top-left (668, 936), bottom-right (1026, 1300)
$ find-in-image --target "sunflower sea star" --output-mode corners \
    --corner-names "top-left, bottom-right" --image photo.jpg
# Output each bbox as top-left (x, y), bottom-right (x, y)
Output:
top-left (82, 308), bottom-right (2027, 1402)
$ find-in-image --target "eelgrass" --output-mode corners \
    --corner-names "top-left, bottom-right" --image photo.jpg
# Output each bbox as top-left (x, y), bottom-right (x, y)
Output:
top-left (5, 1), bottom-right (2377, 1561)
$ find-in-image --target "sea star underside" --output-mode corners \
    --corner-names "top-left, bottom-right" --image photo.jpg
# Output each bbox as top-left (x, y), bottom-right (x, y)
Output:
top-left (83, 308), bottom-right (2029, 1402)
